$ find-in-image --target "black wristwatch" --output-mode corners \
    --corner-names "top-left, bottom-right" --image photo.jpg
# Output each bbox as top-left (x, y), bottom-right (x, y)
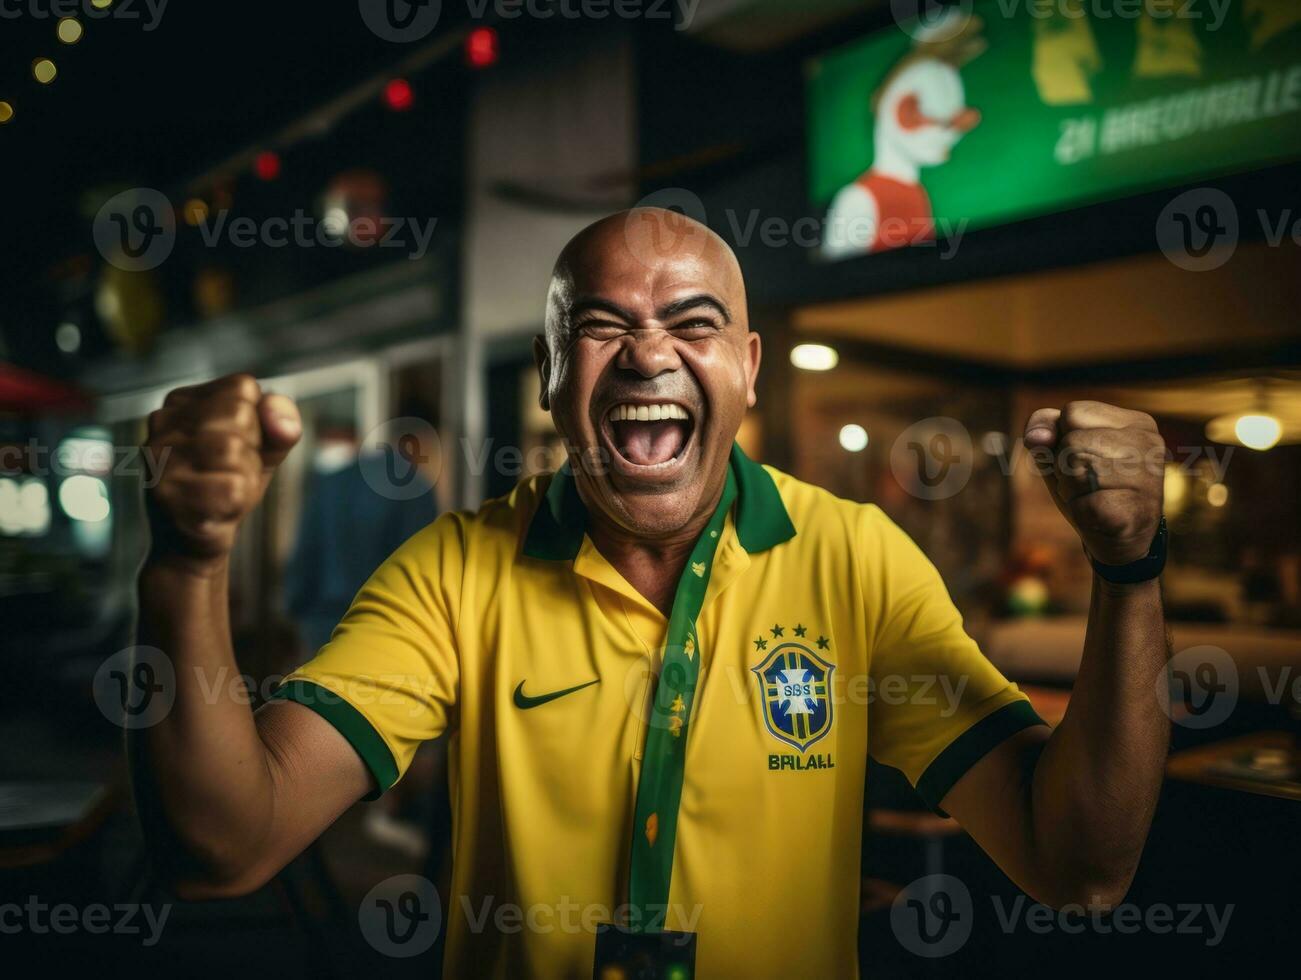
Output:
top-left (1087, 517), bottom-right (1168, 584)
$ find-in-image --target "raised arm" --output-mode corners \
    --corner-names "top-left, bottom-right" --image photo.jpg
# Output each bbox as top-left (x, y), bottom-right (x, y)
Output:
top-left (940, 400), bottom-right (1170, 909)
top-left (130, 373), bottom-right (372, 899)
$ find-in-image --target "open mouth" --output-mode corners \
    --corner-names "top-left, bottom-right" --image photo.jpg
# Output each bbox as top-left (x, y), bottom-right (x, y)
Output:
top-left (602, 402), bottom-right (696, 470)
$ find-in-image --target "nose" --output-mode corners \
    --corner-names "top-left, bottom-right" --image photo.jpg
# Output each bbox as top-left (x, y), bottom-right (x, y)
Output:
top-left (614, 328), bottom-right (683, 378)
top-left (950, 106), bottom-right (980, 133)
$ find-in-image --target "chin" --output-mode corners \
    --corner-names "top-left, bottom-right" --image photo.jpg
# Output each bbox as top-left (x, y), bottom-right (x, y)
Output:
top-left (606, 483), bottom-right (706, 539)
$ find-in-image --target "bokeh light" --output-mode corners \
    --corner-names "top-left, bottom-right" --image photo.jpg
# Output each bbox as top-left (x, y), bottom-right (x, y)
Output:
top-left (790, 343), bottom-right (838, 371)
top-left (839, 423), bottom-right (869, 452)
top-left (57, 18), bottom-right (84, 44)
top-left (33, 59), bottom-right (58, 84)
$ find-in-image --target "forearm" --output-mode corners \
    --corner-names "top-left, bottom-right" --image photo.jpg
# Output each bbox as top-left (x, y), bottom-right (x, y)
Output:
top-left (1029, 575), bottom-right (1170, 903)
top-left (129, 557), bottom-right (277, 888)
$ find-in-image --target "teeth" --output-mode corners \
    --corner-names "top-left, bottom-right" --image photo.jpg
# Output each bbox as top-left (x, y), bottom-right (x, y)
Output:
top-left (607, 403), bottom-right (690, 422)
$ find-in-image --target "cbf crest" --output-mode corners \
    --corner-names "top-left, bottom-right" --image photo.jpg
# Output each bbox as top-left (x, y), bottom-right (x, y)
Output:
top-left (751, 627), bottom-right (836, 752)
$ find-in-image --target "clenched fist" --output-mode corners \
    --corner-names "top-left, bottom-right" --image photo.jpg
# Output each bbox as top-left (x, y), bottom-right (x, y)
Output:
top-left (1023, 400), bottom-right (1164, 567)
top-left (144, 373), bottom-right (301, 569)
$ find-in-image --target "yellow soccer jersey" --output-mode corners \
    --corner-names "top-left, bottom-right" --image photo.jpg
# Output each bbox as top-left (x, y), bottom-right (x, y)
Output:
top-left (273, 445), bottom-right (1043, 978)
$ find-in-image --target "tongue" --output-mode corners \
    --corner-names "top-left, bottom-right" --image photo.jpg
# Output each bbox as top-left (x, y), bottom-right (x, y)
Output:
top-left (615, 420), bottom-right (688, 466)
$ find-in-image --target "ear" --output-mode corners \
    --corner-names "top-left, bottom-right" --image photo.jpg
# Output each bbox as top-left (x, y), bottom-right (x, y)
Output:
top-left (744, 331), bottom-right (762, 409)
top-left (532, 335), bottom-right (552, 412)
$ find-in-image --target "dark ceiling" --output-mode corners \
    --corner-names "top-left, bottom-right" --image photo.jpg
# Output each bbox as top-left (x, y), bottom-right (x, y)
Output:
top-left (1, 4), bottom-right (448, 282)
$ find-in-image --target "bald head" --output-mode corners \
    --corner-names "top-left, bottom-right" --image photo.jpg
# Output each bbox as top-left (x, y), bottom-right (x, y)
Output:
top-left (544, 207), bottom-right (747, 350)
top-left (532, 205), bottom-right (761, 540)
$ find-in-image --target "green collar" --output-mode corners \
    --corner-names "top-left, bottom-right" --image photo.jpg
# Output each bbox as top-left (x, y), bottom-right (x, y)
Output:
top-left (522, 442), bottom-right (796, 561)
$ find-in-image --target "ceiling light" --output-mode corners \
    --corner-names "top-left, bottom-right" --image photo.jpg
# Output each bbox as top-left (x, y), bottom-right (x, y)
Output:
top-left (1232, 414), bottom-right (1282, 451)
top-left (790, 343), bottom-right (838, 371)
top-left (839, 424), bottom-right (869, 452)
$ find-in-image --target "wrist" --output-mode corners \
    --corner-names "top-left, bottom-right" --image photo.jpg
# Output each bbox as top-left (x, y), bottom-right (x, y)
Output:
top-left (1093, 575), bottom-right (1161, 600)
top-left (141, 550), bottom-right (231, 585)
top-left (1085, 517), bottom-right (1167, 585)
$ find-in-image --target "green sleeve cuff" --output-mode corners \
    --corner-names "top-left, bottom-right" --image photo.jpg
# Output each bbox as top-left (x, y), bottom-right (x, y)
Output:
top-left (914, 699), bottom-right (1047, 813)
top-left (269, 679), bottom-right (399, 801)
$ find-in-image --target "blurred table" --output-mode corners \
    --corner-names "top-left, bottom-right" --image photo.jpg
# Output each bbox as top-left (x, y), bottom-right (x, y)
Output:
top-left (1166, 732), bottom-right (1301, 802)
top-left (1019, 684), bottom-right (1070, 726)
top-left (0, 780), bottom-right (114, 867)
top-left (985, 616), bottom-right (1301, 694)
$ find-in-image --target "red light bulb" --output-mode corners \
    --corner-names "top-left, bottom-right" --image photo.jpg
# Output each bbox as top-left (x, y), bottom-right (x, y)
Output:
top-left (254, 151), bottom-right (281, 182)
top-left (384, 78), bottom-right (414, 112)
top-left (466, 27), bottom-right (499, 69)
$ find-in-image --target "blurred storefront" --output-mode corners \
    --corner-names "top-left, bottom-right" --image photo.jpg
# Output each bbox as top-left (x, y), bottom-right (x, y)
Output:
top-left (3, 32), bottom-right (468, 696)
top-left (629, 0), bottom-right (1301, 645)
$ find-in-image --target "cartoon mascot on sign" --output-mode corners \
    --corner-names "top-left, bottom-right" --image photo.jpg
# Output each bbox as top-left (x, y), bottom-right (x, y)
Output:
top-left (822, 12), bottom-right (986, 259)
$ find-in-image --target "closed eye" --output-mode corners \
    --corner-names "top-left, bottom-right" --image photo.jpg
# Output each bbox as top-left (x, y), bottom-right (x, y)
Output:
top-left (671, 319), bottom-right (721, 340)
top-left (578, 320), bottom-right (630, 341)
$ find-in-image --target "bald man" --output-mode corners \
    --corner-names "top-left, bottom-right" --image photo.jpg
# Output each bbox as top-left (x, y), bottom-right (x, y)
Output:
top-left (133, 209), bottom-right (1170, 978)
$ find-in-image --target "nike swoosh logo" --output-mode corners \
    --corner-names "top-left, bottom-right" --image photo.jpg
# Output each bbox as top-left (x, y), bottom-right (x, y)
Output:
top-left (512, 678), bottom-right (600, 710)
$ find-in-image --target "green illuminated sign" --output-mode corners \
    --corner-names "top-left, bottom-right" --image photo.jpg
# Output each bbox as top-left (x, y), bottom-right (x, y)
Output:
top-left (807, 0), bottom-right (1301, 258)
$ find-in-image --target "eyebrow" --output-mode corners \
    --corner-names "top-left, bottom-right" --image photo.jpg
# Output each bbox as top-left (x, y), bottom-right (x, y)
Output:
top-left (566, 293), bottom-right (732, 325)
top-left (657, 294), bottom-right (732, 323)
